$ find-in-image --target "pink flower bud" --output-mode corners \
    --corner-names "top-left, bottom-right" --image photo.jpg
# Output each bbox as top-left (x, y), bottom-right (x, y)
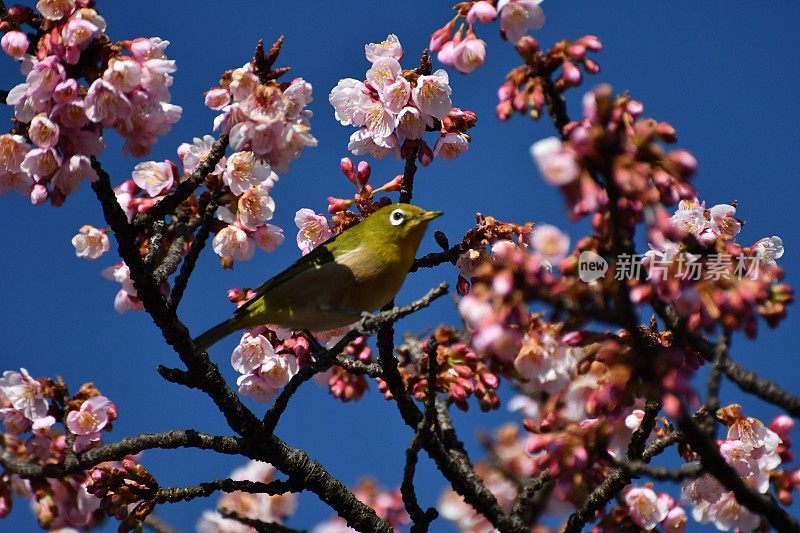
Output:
top-left (578, 35), bottom-right (603, 52)
top-left (515, 36), bottom-right (539, 59)
top-left (340, 156), bottom-right (355, 178)
top-left (0, 483), bottom-right (10, 518)
top-left (561, 331), bottom-right (583, 346)
top-left (467, 1), bottom-right (498, 24)
top-left (227, 288), bottom-right (243, 302)
top-left (567, 44), bottom-right (586, 60)
top-left (666, 150), bottom-right (698, 177)
top-left (771, 414), bottom-right (794, 434)
top-left (626, 99), bottom-right (644, 117)
top-left (656, 121), bottom-right (677, 142)
top-left (498, 81), bottom-right (515, 102)
top-left (583, 58), bottom-right (600, 74)
top-left (204, 87), bottom-right (230, 110)
top-left (429, 22), bottom-right (454, 53)
top-left (417, 141), bottom-right (434, 166)
top-left (356, 160), bottom-right (371, 186)
top-left (327, 196), bottom-right (353, 213)
top-left (561, 61), bottom-right (582, 86)
top-left (376, 175), bottom-right (403, 192)
top-left (30, 183), bottom-right (49, 204)
top-left (1, 30), bottom-right (29, 59)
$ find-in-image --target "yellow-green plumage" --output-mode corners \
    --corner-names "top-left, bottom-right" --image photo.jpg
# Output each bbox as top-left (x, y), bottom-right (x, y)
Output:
top-left (193, 203), bottom-right (441, 351)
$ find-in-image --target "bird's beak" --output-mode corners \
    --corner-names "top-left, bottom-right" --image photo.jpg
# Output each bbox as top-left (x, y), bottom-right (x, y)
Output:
top-left (420, 210), bottom-right (443, 221)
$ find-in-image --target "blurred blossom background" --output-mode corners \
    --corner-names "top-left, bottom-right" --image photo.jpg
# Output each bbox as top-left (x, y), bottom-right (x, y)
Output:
top-left (1, 1), bottom-right (798, 530)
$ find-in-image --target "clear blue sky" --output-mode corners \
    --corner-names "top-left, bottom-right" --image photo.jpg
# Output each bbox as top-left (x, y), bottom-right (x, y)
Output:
top-left (2, 2), bottom-right (799, 531)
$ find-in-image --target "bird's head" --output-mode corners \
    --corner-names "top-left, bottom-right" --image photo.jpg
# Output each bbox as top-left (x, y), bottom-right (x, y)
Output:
top-left (360, 203), bottom-right (442, 255)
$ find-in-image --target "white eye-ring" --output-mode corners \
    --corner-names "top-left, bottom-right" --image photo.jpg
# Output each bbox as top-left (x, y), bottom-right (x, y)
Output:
top-left (390, 208), bottom-right (406, 226)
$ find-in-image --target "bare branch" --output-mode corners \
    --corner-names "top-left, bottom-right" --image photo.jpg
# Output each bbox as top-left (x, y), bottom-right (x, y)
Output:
top-left (154, 478), bottom-right (299, 504)
top-left (219, 508), bottom-right (305, 533)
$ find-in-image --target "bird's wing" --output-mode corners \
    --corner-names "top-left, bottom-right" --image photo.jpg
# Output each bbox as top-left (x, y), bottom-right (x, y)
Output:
top-left (233, 232), bottom-right (346, 317)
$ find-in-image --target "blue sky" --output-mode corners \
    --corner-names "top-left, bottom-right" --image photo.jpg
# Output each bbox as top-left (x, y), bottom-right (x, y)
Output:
top-left (2, 1), bottom-right (799, 531)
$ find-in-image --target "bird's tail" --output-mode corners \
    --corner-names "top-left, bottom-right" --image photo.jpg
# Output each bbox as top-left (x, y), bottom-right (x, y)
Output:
top-left (193, 317), bottom-right (239, 352)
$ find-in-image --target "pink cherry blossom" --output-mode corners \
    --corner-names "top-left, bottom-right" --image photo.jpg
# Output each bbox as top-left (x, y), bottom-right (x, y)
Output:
top-left (28, 113), bottom-right (60, 149)
top-left (21, 147), bottom-right (61, 180)
top-left (52, 154), bottom-right (97, 195)
top-left (452, 34), bottom-right (487, 74)
top-left (65, 396), bottom-right (113, 452)
top-left (624, 486), bottom-right (669, 530)
top-left (530, 137), bottom-right (580, 185)
top-left (0, 171), bottom-right (33, 196)
top-left (205, 87), bottom-right (231, 110)
top-left (212, 225), bottom-right (255, 261)
top-left (498, 0), bottom-right (545, 44)
top-left (433, 132), bottom-right (469, 160)
top-left (131, 160), bottom-right (174, 197)
top-left (347, 130), bottom-right (400, 159)
top-left (0, 134), bottom-right (30, 172)
top-left (395, 106), bottom-right (432, 142)
top-left (0, 369), bottom-right (49, 422)
top-left (753, 236), bottom-right (784, 266)
top-left (178, 135), bottom-right (227, 175)
top-left (531, 223), bottom-right (570, 264)
top-left (708, 491), bottom-right (760, 532)
top-left (260, 354), bottom-right (298, 390)
top-left (467, 1), bottom-right (499, 24)
top-left (254, 224), bottom-right (285, 252)
top-left (84, 79), bottom-right (131, 127)
top-left (36, 0), bottom-right (76, 20)
top-left (223, 151), bottom-right (273, 196)
top-left (1, 31), bottom-right (29, 59)
top-left (102, 58), bottom-right (142, 92)
top-left (295, 208), bottom-right (332, 255)
top-left (412, 69), bottom-right (453, 120)
top-left (329, 78), bottom-right (371, 126)
top-left (365, 34), bottom-right (403, 63)
top-left (380, 77), bottom-right (412, 114)
top-left (71, 225), bottom-right (109, 260)
top-left (237, 185), bottom-right (275, 231)
top-left (366, 57), bottom-right (401, 92)
top-left (232, 333), bottom-right (277, 374)
top-left (362, 100), bottom-right (396, 139)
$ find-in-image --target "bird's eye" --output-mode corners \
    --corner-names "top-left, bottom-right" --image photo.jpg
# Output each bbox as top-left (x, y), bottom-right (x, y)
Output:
top-left (390, 208), bottom-right (406, 226)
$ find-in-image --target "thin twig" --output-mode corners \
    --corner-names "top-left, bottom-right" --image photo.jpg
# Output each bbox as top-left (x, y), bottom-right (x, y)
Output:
top-left (154, 478), bottom-right (299, 504)
top-left (219, 508), bottom-right (306, 533)
top-left (169, 198), bottom-right (219, 310)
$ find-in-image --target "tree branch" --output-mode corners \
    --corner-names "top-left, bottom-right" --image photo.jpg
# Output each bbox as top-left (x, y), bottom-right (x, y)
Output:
top-left (154, 478), bottom-right (299, 504)
top-left (219, 508), bottom-right (305, 533)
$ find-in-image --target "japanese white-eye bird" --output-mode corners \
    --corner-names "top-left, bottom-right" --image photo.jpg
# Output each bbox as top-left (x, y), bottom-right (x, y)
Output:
top-left (193, 203), bottom-right (442, 351)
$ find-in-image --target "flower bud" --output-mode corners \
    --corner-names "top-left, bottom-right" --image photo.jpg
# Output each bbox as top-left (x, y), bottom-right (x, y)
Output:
top-left (417, 141), bottom-right (434, 166)
top-left (1, 31), bottom-right (29, 59)
top-left (665, 150), bottom-right (698, 178)
top-left (227, 288), bottom-right (243, 302)
top-left (656, 121), bottom-right (677, 143)
top-left (30, 183), bottom-right (49, 205)
top-left (376, 175), bottom-right (403, 193)
top-left (567, 43), bottom-right (586, 60)
top-left (561, 61), bottom-right (582, 86)
top-left (356, 160), bottom-right (371, 186)
top-left (327, 196), bottom-right (353, 213)
top-left (467, 1), bottom-right (498, 24)
top-left (583, 58), bottom-right (600, 74)
top-left (515, 36), bottom-right (539, 60)
top-left (578, 35), bottom-right (603, 52)
top-left (340, 157), bottom-right (355, 182)
top-left (429, 22), bottom-right (454, 53)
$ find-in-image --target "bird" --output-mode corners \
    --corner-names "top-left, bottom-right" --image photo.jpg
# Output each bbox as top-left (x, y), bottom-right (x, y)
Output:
top-left (193, 203), bottom-right (442, 352)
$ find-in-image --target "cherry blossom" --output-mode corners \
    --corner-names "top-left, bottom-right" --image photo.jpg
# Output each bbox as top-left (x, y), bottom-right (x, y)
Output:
top-left (498, 0), bottom-right (545, 44)
top-left (0, 369), bottom-right (49, 423)
top-left (71, 225), bottom-right (110, 260)
top-left (624, 486), bottom-right (669, 530)
top-left (65, 396), bottom-right (114, 452)
top-left (530, 223), bottom-right (570, 264)
top-left (530, 137), bottom-right (580, 186)
top-left (223, 151), bottom-right (273, 196)
top-left (1, 31), bottom-right (29, 59)
top-left (231, 332), bottom-right (277, 374)
top-left (131, 160), bottom-right (174, 197)
top-left (364, 34), bottom-right (403, 63)
top-left (212, 225), bottom-right (255, 261)
top-left (295, 208), bottom-right (332, 255)
top-left (254, 223), bottom-right (285, 252)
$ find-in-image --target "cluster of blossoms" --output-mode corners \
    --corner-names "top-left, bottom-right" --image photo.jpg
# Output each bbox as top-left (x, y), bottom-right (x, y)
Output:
top-left (1, 2), bottom-right (181, 205)
top-left (205, 42), bottom-right (317, 173)
top-left (681, 406), bottom-right (787, 531)
top-left (0, 369), bottom-right (125, 529)
top-left (497, 34), bottom-right (601, 120)
top-left (392, 326), bottom-right (500, 411)
top-left (197, 461), bottom-right (297, 532)
top-left (311, 479), bottom-right (410, 533)
top-left (222, 289), bottom-right (304, 403)
top-left (430, 0), bottom-right (545, 73)
top-left (329, 34), bottom-right (476, 163)
top-left (638, 197), bottom-right (790, 337)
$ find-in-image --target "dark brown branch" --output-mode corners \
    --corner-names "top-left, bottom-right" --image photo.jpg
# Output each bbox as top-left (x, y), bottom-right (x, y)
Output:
top-left (169, 198), bottom-right (219, 310)
top-left (679, 414), bottom-right (800, 532)
top-left (510, 471), bottom-right (552, 525)
top-left (540, 75), bottom-right (570, 137)
top-left (704, 332), bottom-right (730, 433)
top-left (144, 220), bottom-right (166, 266)
top-left (616, 460), bottom-right (702, 481)
top-left (334, 355), bottom-right (382, 377)
top-left (152, 233), bottom-right (186, 285)
top-left (654, 301), bottom-right (800, 418)
top-left (401, 433), bottom-right (438, 533)
top-left (411, 242), bottom-right (466, 272)
top-left (0, 430), bottom-right (245, 479)
top-left (90, 159), bottom-right (393, 533)
top-left (154, 478), bottom-right (299, 504)
top-left (133, 134), bottom-right (228, 230)
top-left (219, 508), bottom-right (305, 533)
top-left (263, 284), bottom-right (449, 433)
top-left (565, 400), bottom-right (661, 532)
top-left (399, 147), bottom-right (419, 204)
